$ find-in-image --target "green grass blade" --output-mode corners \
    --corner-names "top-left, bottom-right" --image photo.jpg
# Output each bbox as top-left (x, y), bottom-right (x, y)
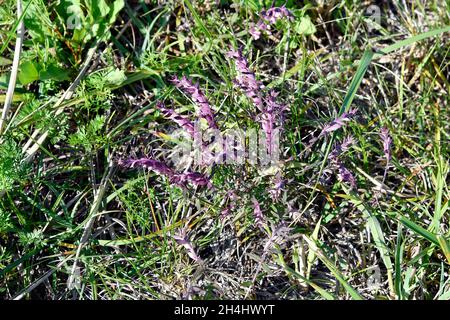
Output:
top-left (348, 193), bottom-right (394, 296)
top-left (395, 214), bottom-right (440, 246)
top-left (374, 26), bottom-right (450, 57)
top-left (306, 216), bottom-right (322, 280)
top-left (282, 264), bottom-right (335, 300)
top-left (303, 236), bottom-right (363, 300)
top-left (436, 235), bottom-right (450, 265)
top-left (183, 0), bottom-right (212, 40)
top-left (338, 49), bottom-right (374, 115)
top-left (394, 224), bottom-right (405, 300)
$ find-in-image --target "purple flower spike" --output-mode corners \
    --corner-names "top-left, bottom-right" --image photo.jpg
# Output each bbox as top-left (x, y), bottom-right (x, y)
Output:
top-left (380, 127), bottom-right (392, 163)
top-left (341, 135), bottom-right (355, 151)
top-left (249, 25), bottom-right (261, 40)
top-left (250, 6), bottom-right (293, 40)
top-left (330, 135), bottom-right (355, 161)
top-left (155, 101), bottom-right (195, 137)
top-left (320, 109), bottom-right (357, 137)
top-left (249, 21), bottom-right (268, 40)
top-left (337, 162), bottom-right (357, 190)
top-left (119, 158), bottom-right (213, 189)
top-left (261, 5), bottom-right (294, 24)
top-left (181, 172), bottom-right (213, 188)
top-left (226, 49), bottom-right (264, 111)
top-left (269, 173), bottom-right (284, 201)
top-left (252, 198), bottom-right (265, 228)
top-left (260, 90), bottom-right (285, 154)
top-left (119, 158), bottom-right (175, 177)
top-left (172, 76), bottom-right (218, 130)
top-left (173, 232), bottom-right (201, 262)
top-left (380, 127), bottom-right (392, 182)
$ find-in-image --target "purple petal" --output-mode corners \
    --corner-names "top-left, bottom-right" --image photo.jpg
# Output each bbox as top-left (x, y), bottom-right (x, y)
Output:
top-left (172, 76), bottom-right (218, 130)
top-left (380, 127), bottom-right (392, 163)
top-left (155, 101), bottom-right (195, 137)
top-left (182, 172), bottom-right (212, 188)
top-left (320, 109), bottom-right (357, 136)
top-left (337, 162), bottom-right (357, 190)
top-left (226, 49), bottom-right (264, 111)
top-left (119, 158), bottom-right (174, 177)
top-left (252, 198), bottom-right (265, 228)
top-left (173, 233), bottom-right (201, 262)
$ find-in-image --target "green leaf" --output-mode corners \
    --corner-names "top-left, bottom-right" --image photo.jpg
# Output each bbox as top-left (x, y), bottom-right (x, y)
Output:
top-left (303, 236), bottom-right (364, 300)
top-left (183, 0), bottom-right (212, 40)
top-left (108, 0), bottom-right (125, 24)
top-left (338, 49), bottom-right (374, 115)
top-left (39, 64), bottom-right (71, 82)
top-left (0, 57), bottom-right (12, 66)
top-left (437, 235), bottom-right (450, 265)
top-left (281, 262), bottom-right (335, 300)
top-left (374, 25), bottom-right (450, 57)
top-left (396, 214), bottom-right (440, 246)
top-left (18, 61), bottom-right (40, 85)
top-left (103, 68), bottom-right (126, 86)
top-left (295, 16), bottom-right (316, 36)
top-left (87, 0), bottom-right (110, 19)
top-left (306, 217), bottom-right (322, 279)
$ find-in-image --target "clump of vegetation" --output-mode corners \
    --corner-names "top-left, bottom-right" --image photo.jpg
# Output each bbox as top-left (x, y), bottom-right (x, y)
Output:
top-left (0, 0), bottom-right (449, 300)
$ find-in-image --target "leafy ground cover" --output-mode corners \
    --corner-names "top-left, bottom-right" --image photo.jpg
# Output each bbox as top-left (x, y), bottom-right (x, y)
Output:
top-left (0, 0), bottom-right (449, 300)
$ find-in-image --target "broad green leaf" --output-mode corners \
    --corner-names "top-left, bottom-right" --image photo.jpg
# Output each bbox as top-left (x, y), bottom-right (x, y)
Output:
top-left (87, 0), bottom-right (110, 19)
top-left (39, 64), bottom-right (71, 82)
top-left (108, 0), bottom-right (125, 24)
top-left (295, 16), bottom-right (316, 35)
top-left (18, 61), bottom-right (40, 85)
top-left (103, 68), bottom-right (126, 86)
top-left (0, 57), bottom-right (12, 66)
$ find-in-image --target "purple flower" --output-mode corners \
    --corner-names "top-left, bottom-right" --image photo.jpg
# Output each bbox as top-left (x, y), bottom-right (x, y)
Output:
top-left (220, 207), bottom-right (231, 220)
top-left (259, 90), bottom-right (285, 154)
top-left (171, 172), bottom-right (212, 189)
top-left (180, 172), bottom-right (213, 188)
top-left (269, 173), bottom-right (284, 201)
top-left (172, 76), bottom-right (218, 130)
top-left (249, 21), bottom-right (268, 40)
top-left (380, 127), bottom-right (392, 163)
top-left (155, 101), bottom-right (195, 137)
top-left (250, 6), bottom-right (293, 40)
top-left (119, 158), bottom-right (175, 177)
top-left (119, 157), bottom-right (212, 189)
top-left (330, 135), bottom-right (355, 161)
top-left (325, 135), bottom-right (357, 189)
top-left (337, 161), bottom-right (357, 190)
top-left (173, 232), bottom-right (201, 262)
top-left (380, 127), bottom-right (392, 182)
top-left (226, 49), bottom-right (264, 110)
top-left (261, 6), bottom-right (294, 24)
top-left (319, 109), bottom-right (357, 137)
top-left (341, 135), bottom-right (355, 151)
top-left (249, 24), bottom-right (262, 40)
top-left (252, 198), bottom-right (265, 228)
